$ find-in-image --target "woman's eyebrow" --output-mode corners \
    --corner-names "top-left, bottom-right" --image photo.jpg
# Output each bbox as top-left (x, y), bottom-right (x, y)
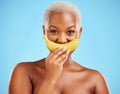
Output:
top-left (66, 25), bottom-right (76, 30)
top-left (48, 25), bottom-right (76, 30)
top-left (49, 25), bottom-right (58, 29)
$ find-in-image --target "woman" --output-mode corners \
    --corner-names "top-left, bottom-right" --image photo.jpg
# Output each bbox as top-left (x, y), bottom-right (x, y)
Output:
top-left (9, 2), bottom-right (110, 94)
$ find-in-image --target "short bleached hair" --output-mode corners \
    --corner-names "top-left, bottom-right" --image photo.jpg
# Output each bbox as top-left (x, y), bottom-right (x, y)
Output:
top-left (44, 1), bottom-right (82, 29)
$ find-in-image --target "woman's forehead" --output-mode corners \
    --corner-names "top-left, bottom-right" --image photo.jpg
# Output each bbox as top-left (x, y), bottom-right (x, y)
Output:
top-left (48, 12), bottom-right (77, 28)
top-left (49, 12), bottom-right (76, 22)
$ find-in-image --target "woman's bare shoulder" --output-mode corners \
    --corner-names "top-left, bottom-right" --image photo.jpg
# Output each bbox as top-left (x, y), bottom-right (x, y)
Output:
top-left (74, 63), bottom-right (105, 81)
top-left (85, 68), bottom-right (104, 79)
top-left (13, 58), bottom-right (45, 71)
top-left (10, 58), bottom-right (45, 81)
top-left (82, 67), bottom-right (108, 87)
top-left (80, 66), bottom-right (104, 79)
top-left (77, 66), bottom-right (109, 93)
top-left (9, 59), bottom-right (45, 94)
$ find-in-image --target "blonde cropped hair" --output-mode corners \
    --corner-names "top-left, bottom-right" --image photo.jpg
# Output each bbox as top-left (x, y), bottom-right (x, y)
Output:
top-left (44, 2), bottom-right (81, 28)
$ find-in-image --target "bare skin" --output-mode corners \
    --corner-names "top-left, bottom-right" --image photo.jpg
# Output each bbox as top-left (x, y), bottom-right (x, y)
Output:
top-left (9, 12), bottom-right (110, 94)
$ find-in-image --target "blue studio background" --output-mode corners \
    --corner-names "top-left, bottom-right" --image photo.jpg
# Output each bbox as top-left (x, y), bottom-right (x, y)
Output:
top-left (0, 0), bottom-right (120, 94)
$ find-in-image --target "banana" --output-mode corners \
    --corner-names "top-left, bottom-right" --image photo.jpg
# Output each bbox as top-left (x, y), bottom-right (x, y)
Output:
top-left (44, 35), bottom-right (80, 52)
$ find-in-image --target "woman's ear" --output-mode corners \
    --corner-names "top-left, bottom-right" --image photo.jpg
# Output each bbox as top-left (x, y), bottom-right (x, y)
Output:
top-left (79, 27), bottom-right (82, 38)
top-left (42, 25), bottom-right (45, 35)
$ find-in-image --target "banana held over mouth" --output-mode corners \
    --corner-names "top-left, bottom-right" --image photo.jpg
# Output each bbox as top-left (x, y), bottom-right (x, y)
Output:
top-left (44, 35), bottom-right (80, 52)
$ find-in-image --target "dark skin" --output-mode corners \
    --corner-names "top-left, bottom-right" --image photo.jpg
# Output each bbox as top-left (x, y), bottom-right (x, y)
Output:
top-left (9, 12), bottom-right (109, 94)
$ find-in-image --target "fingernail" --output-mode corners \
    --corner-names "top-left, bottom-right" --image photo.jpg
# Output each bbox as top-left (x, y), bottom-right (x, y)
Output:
top-left (67, 50), bottom-right (70, 54)
top-left (63, 47), bottom-right (67, 50)
top-left (59, 46), bottom-right (62, 49)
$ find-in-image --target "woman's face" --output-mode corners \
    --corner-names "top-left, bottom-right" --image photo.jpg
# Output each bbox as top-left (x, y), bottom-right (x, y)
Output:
top-left (44, 12), bottom-right (82, 44)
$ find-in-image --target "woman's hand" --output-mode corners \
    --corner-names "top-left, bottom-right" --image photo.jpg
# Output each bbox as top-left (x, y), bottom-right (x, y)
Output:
top-left (45, 47), bottom-right (69, 83)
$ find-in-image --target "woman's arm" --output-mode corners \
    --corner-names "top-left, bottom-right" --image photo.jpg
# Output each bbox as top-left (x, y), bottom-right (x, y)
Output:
top-left (8, 63), bottom-right (32, 94)
top-left (37, 47), bottom-right (69, 94)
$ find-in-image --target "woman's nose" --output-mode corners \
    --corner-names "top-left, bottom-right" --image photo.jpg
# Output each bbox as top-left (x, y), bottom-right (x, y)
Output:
top-left (57, 34), bottom-right (67, 44)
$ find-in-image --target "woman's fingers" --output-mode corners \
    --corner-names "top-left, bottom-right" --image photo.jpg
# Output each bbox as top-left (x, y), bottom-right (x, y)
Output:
top-left (47, 47), bottom-right (67, 61)
top-left (55, 53), bottom-right (66, 63)
top-left (60, 50), bottom-right (70, 65)
top-left (47, 46), bottom-right (62, 59)
top-left (56, 51), bottom-right (69, 64)
top-left (52, 47), bottom-right (67, 59)
top-left (45, 47), bottom-right (64, 66)
top-left (44, 48), bottom-right (70, 82)
top-left (45, 46), bottom-right (70, 66)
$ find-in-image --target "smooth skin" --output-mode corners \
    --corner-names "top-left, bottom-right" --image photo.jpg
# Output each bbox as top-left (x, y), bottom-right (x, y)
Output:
top-left (9, 12), bottom-right (110, 94)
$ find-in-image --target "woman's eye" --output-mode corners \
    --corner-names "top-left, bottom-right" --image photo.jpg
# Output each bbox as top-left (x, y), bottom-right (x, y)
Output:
top-left (67, 30), bottom-right (75, 35)
top-left (50, 30), bottom-right (58, 35)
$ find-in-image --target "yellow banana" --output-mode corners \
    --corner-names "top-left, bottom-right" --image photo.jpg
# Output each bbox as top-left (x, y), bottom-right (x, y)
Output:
top-left (44, 35), bottom-right (80, 52)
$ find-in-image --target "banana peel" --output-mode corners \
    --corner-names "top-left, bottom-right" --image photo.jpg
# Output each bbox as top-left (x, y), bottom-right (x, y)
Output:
top-left (44, 35), bottom-right (79, 52)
